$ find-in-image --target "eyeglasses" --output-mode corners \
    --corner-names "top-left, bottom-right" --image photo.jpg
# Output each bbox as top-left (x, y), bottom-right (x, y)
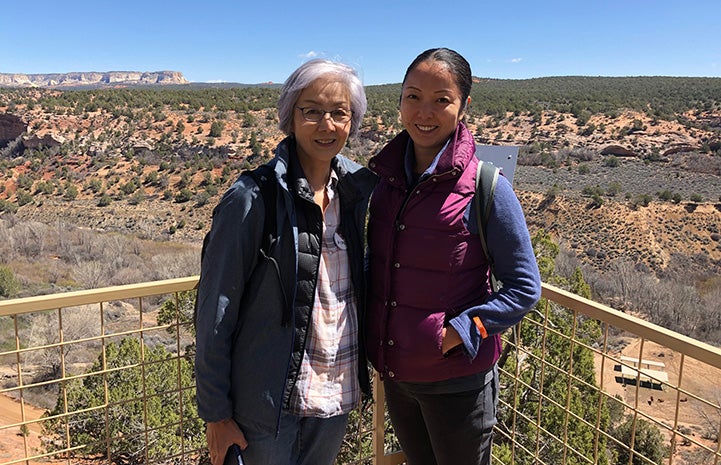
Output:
top-left (297, 107), bottom-right (352, 124)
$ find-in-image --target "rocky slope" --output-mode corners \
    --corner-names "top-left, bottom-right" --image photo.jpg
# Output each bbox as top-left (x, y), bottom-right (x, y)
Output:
top-left (0, 87), bottom-right (719, 283)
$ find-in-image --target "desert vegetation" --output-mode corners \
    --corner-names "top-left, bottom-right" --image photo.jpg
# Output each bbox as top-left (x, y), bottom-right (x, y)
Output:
top-left (0, 77), bottom-right (720, 345)
top-left (0, 216), bottom-right (198, 297)
top-left (2, 74), bottom-right (721, 463)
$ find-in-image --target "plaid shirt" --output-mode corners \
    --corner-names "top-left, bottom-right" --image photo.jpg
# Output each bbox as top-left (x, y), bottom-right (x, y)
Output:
top-left (288, 173), bottom-right (360, 417)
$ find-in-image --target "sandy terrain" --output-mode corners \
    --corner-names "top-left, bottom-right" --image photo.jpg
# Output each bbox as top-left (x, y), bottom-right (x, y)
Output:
top-left (0, 394), bottom-right (47, 464)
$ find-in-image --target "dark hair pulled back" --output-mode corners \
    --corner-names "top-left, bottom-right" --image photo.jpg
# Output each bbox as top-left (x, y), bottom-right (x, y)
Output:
top-left (402, 48), bottom-right (472, 113)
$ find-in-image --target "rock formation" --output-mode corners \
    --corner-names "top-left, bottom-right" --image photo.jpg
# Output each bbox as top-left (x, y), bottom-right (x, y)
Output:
top-left (22, 133), bottom-right (65, 149)
top-left (600, 144), bottom-right (636, 157)
top-left (662, 145), bottom-right (697, 156)
top-left (0, 71), bottom-right (188, 88)
top-left (0, 113), bottom-right (27, 145)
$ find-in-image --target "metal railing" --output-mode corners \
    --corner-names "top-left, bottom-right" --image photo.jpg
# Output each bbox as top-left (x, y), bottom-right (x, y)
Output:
top-left (1, 279), bottom-right (720, 465)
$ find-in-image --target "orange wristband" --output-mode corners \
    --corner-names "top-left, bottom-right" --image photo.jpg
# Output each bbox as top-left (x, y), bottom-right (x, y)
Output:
top-left (473, 316), bottom-right (488, 339)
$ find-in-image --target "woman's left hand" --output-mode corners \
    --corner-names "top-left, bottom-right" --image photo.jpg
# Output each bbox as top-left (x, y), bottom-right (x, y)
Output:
top-left (442, 326), bottom-right (462, 354)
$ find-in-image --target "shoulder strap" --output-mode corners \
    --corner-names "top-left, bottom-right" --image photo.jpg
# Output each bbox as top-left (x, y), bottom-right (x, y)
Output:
top-left (244, 164), bottom-right (277, 255)
top-left (195, 164), bottom-right (280, 329)
top-left (198, 164), bottom-right (277, 264)
top-left (475, 160), bottom-right (500, 290)
top-left (244, 164), bottom-right (291, 325)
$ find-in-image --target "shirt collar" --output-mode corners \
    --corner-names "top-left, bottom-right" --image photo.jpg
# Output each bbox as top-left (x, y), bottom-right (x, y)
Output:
top-left (326, 168), bottom-right (339, 201)
top-left (403, 137), bottom-right (451, 185)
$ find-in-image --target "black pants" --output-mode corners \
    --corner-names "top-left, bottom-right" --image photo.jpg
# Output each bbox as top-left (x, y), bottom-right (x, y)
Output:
top-left (384, 366), bottom-right (498, 465)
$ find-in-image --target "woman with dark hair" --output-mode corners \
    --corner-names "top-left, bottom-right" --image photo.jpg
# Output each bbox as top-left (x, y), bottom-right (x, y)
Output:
top-left (195, 59), bottom-right (376, 465)
top-left (366, 48), bottom-right (541, 464)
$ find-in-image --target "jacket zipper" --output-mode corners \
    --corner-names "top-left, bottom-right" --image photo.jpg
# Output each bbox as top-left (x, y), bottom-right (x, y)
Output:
top-left (274, 191), bottom-right (296, 438)
top-left (280, 193), bottom-right (324, 420)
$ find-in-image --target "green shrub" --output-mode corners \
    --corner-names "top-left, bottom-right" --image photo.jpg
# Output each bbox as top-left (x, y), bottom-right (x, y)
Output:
top-left (632, 194), bottom-right (653, 207)
top-left (613, 418), bottom-right (665, 465)
top-left (16, 173), bottom-right (34, 190)
top-left (0, 199), bottom-right (18, 214)
top-left (209, 121), bottom-right (225, 138)
top-left (175, 188), bottom-right (193, 203)
top-left (87, 178), bottom-right (103, 193)
top-left (35, 180), bottom-right (56, 195)
top-left (128, 189), bottom-right (145, 205)
top-left (0, 265), bottom-right (20, 298)
top-left (43, 338), bottom-right (204, 464)
top-left (16, 189), bottom-right (33, 206)
top-left (582, 185), bottom-right (605, 197)
top-left (120, 180), bottom-right (139, 195)
top-left (658, 190), bottom-right (674, 201)
top-left (64, 183), bottom-right (78, 200)
top-left (97, 194), bottom-right (112, 207)
top-left (603, 155), bottom-right (619, 167)
top-left (606, 181), bottom-right (622, 197)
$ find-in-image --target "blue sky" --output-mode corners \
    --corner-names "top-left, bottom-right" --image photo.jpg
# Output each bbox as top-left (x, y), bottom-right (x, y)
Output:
top-left (3, 0), bottom-right (720, 86)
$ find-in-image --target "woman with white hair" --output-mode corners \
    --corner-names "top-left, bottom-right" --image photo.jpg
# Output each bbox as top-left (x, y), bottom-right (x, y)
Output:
top-left (194, 59), bottom-right (375, 465)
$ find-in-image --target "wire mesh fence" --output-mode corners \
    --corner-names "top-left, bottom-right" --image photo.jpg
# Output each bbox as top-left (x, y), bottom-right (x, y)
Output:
top-left (1, 280), bottom-right (719, 465)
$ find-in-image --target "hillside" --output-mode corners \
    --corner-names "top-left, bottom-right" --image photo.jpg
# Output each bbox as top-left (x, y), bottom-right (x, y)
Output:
top-left (0, 77), bottom-right (720, 292)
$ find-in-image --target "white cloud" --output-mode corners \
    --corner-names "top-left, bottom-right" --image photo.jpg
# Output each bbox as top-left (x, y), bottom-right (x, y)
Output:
top-left (300, 51), bottom-right (320, 59)
top-left (510, 58), bottom-right (523, 63)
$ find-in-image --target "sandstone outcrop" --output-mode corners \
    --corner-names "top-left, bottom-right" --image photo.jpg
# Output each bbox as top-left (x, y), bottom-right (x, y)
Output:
top-left (22, 133), bottom-right (65, 149)
top-left (662, 145), bottom-right (697, 156)
top-left (600, 144), bottom-right (636, 157)
top-left (0, 71), bottom-right (188, 88)
top-left (0, 113), bottom-right (27, 145)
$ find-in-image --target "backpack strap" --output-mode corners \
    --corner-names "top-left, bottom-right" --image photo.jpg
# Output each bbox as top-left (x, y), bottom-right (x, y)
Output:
top-left (245, 164), bottom-right (290, 326)
top-left (475, 160), bottom-right (500, 291)
top-left (244, 164), bottom-right (277, 256)
top-left (198, 163), bottom-right (277, 263)
top-left (195, 164), bottom-right (282, 328)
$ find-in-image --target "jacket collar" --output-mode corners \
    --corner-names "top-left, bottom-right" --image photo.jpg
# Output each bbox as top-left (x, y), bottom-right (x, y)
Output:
top-left (369, 122), bottom-right (476, 185)
top-left (272, 135), bottom-right (373, 207)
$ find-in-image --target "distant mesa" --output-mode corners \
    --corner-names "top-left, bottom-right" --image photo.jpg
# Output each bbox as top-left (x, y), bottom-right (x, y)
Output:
top-left (0, 71), bottom-right (189, 88)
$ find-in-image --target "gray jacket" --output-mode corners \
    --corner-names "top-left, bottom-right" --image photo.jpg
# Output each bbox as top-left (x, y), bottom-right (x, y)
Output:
top-left (194, 137), bottom-right (376, 434)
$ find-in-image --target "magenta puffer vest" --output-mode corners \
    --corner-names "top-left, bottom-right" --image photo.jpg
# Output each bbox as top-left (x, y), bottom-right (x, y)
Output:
top-left (366, 124), bottom-right (501, 383)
